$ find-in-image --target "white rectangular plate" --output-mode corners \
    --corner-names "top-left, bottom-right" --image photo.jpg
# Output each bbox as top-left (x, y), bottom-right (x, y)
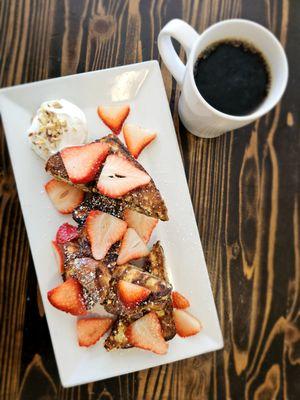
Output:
top-left (0, 61), bottom-right (223, 387)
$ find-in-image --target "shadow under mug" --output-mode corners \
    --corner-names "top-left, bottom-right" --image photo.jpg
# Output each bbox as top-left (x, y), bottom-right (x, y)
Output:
top-left (158, 19), bottom-right (288, 138)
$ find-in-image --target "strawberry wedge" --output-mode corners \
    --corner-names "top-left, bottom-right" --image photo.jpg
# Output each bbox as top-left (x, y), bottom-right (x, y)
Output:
top-left (117, 228), bottom-right (149, 265)
top-left (45, 179), bottom-right (84, 214)
top-left (173, 309), bottom-right (202, 337)
top-left (172, 291), bottom-right (190, 309)
top-left (125, 312), bottom-right (168, 354)
top-left (117, 280), bottom-right (151, 308)
top-left (86, 210), bottom-right (127, 260)
top-left (97, 154), bottom-right (150, 198)
top-left (123, 123), bottom-right (157, 158)
top-left (61, 142), bottom-right (109, 184)
top-left (77, 317), bottom-right (114, 347)
top-left (51, 241), bottom-right (64, 273)
top-left (47, 278), bottom-right (87, 316)
top-left (97, 105), bottom-right (130, 134)
top-left (56, 222), bottom-right (79, 244)
top-left (123, 209), bottom-right (158, 243)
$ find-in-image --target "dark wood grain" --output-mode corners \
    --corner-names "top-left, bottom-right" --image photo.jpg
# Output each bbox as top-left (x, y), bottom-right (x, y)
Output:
top-left (0, 0), bottom-right (299, 399)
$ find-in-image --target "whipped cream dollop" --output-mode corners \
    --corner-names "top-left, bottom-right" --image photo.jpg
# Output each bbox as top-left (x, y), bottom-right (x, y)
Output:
top-left (27, 99), bottom-right (88, 160)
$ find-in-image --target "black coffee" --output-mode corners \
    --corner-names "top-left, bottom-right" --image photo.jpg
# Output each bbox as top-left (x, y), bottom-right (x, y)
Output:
top-left (193, 40), bottom-right (270, 116)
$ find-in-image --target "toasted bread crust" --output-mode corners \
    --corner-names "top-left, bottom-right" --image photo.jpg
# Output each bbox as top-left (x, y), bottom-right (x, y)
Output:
top-left (60, 227), bottom-right (119, 309)
top-left (104, 241), bottom-right (176, 350)
top-left (104, 317), bottom-right (132, 350)
top-left (104, 264), bottom-right (172, 317)
top-left (73, 193), bottom-right (124, 225)
top-left (144, 242), bottom-right (176, 341)
top-left (45, 135), bottom-right (168, 221)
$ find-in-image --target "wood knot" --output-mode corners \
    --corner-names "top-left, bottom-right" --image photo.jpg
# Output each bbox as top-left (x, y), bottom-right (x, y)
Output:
top-left (231, 242), bottom-right (240, 258)
top-left (285, 322), bottom-right (300, 365)
top-left (89, 16), bottom-right (114, 40)
top-left (254, 364), bottom-right (280, 400)
top-left (0, 172), bottom-right (16, 193)
top-left (286, 112), bottom-right (294, 127)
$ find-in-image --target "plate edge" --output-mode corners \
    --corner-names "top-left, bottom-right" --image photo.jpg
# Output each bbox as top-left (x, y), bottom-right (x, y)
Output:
top-left (0, 60), bottom-right (159, 97)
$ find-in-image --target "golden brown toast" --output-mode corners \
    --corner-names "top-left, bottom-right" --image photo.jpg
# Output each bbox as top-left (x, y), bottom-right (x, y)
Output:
top-left (104, 241), bottom-right (176, 351)
top-left (144, 242), bottom-right (176, 341)
top-left (104, 264), bottom-right (172, 317)
top-left (45, 135), bottom-right (168, 221)
top-left (59, 227), bottom-right (118, 309)
top-left (73, 193), bottom-right (124, 226)
top-left (68, 257), bottom-right (111, 308)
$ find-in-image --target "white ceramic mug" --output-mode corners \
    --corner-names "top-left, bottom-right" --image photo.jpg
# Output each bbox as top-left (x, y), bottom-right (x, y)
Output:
top-left (158, 19), bottom-right (288, 138)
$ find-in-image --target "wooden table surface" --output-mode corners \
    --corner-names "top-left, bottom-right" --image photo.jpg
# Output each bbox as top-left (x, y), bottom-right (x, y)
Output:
top-left (0, 1), bottom-right (299, 399)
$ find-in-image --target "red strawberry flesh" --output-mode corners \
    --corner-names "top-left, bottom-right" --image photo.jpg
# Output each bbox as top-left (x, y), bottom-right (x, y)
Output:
top-left (77, 317), bottom-right (113, 347)
top-left (173, 309), bottom-right (202, 337)
top-left (56, 222), bottom-right (79, 244)
top-left (97, 154), bottom-right (150, 198)
top-left (117, 280), bottom-right (151, 308)
top-left (47, 278), bottom-right (87, 316)
top-left (125, 312), bottom-right (168, 354)
top-left (51, 240), bottom-right (64, 273)
top-left (117, 228), bottom-right (149, 265)
top-left (86, 210), bottom-right (127, 260)
top-left (172, 291), bottom-right (190, 309)
top-left (123, 123), bottom-right (157, 158)
top-left (61, 142), bottom-right (109, 184)
top-left (97, 105), bottom-right (130, 134)
top-left (45, 179), bottom-right (84, 214)
top-left (123, 209), bottom-right (157, 243)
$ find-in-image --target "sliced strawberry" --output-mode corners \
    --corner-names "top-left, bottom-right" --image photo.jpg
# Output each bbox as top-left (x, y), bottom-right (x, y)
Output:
top-left (45, 179), bottom-right (84, 214)
top-left (61, 142), bottom-right (109, 184)
top-left (117, 228), bottom-right (149, 265)
top-left (123, 209), bottom-right (158, 243)
top-left (56, 222), bottom-right (79, 244)
top-left (97, 104), bottom-right (130, 134)
top-left (172, 291), bottom-right (190, 309)
top-left (117, 280), bottom-right (151, 308)
top-left (173, 309), bottom-right (202, 337)
top-left (123, 124), bottom-right (157, 158)
top-left (125, 312), bottom-right (168, 354)
top-left (47, 278), bottom-right (87, 316)
top-left (51, 240), bottom-right (64, 273)
top-left (77, 317), bottom-right (114, 347)
top-left (97, 154), bottom-right (150, 198)
top-left (86, 210), bottom-right (127, 260)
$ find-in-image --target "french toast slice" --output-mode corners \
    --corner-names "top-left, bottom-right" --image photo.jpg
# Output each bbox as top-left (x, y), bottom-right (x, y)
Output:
top-left (104, 241), bottom-right (176, 350)
top-left (104, 264), bottom-right (172, 317)
top-left (68, 257), bottom-right (111, 308)
top-left (104, 317), bottom-right (133, 350)
top-left (61, 227), bottom-right (120, 271)
top-left (144, 241), bottom-right (176, 341)
top-left (73, 193), bottom-right (124, 226)
top-left (58, 227), bottom-right (118, 309)
top-left (45, 135), bottom-right (168, 221)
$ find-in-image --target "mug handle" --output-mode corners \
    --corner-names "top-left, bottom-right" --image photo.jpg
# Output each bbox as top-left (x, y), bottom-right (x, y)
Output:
top-left (158, 19), bottom-right (199, 87)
